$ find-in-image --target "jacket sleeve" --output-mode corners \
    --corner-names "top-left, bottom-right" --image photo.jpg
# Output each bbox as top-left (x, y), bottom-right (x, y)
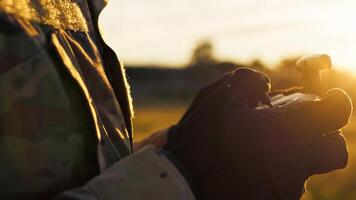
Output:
top-left (53, 146), bottom-right (195, 200)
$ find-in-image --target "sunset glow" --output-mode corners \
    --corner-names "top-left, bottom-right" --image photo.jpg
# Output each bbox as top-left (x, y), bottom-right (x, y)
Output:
top-left (100, 0), bottom-right (356, 71)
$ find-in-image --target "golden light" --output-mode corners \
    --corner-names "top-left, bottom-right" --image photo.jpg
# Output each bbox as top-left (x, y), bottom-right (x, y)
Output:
top-left (100, 0), bottom-right (356, 72)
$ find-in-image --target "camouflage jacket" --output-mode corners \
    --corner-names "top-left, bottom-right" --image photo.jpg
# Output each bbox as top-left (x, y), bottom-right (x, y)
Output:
top-left (0, 1), bottom-right (194, 199)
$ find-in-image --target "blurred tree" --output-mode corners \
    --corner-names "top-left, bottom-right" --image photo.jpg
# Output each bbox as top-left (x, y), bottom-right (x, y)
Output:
top-left (276, 56), bottom-right (300, 71)
top-left (248, 59), bottom-right (271, 74)
top-left (189, 39), bottom-right (216, 67)
top-left (271, 56), bottom-right (302, 89)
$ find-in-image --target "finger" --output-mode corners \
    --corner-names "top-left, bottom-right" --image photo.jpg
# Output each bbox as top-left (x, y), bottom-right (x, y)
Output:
top-left (179, 71), bottom-right (233, 121)
top-left (260, 94), bottom-right (273, 107)
top-left (256, 88), bottom-right (352, 141)
top-left (308, 131), bottom-right (348, 175)
top-left (229, 68), bottom-right (272, 108)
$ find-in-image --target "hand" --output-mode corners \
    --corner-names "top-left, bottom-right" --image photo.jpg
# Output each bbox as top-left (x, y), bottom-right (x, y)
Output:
top-left (164, 68), bottom-right (352, 200)
top-left (133, 127), bottom-right (170, 151)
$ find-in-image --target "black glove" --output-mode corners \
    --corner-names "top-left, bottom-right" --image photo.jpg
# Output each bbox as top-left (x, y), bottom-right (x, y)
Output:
top-left (164, 68), bottom-right (352, 200)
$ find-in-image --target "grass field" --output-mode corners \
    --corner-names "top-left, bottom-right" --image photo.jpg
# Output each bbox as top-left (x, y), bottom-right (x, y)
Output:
top-left (133, 104), bottom-right (356, 200)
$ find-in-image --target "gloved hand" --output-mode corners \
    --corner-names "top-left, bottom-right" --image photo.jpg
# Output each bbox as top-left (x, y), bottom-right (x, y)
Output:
top-left (164, 68), bottom-right (352, 200)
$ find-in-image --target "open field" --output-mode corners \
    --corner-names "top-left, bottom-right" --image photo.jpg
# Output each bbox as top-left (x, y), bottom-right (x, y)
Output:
top-left (133, 104), bottom-right (356, 200)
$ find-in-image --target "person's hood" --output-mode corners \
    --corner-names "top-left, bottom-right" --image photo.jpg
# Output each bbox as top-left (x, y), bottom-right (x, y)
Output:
top-left (87, 0), bottom-right (108, 18)
top-left (0, 0), bottom-right (108, 32)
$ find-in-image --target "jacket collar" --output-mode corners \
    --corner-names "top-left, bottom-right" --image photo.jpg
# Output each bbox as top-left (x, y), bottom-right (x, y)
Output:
top-left (0, 0), bottom-right (109, 32)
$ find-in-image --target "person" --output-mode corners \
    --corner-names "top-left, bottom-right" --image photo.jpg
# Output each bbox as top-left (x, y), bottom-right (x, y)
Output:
top-left (0, 1), bottom-right (352, 200)
top-left (163, 68), bottom-right (352, 200)
top-left (0, 1), bottom-right (194, 199)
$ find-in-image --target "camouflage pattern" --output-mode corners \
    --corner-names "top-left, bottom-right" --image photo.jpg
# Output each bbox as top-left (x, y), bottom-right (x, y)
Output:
top-left (0, 0), bottom-right (136, 198)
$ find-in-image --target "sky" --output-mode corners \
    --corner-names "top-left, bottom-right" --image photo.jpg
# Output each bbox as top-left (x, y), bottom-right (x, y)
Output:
top-left (99, 0), bottom-right (356, 70)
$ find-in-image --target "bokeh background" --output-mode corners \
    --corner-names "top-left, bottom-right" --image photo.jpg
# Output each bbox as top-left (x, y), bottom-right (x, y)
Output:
top-left (100, 1), bottom-right (356, 199)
